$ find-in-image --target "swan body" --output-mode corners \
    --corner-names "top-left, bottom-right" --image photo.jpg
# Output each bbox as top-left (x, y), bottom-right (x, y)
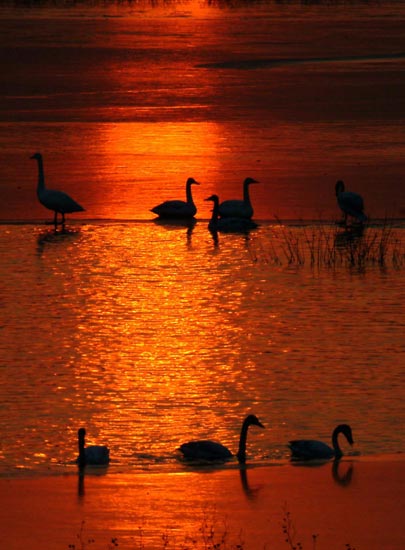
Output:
top-left (205, 194), bottom-right (258, 233)
top-left (77, 427), bottom-right (110, 467)
top-left (151, 178), bottom-right (199, 219)
top-left (218, 177), bottom-right (259, 219)
top-left (180, 414), bottom-right (264, 464)
top-left (335, 180), bottom-right (367, 224)
top-left (31, 153), bottom-right (85, 226)
top-left (289, 424), bottom-right (354, 461)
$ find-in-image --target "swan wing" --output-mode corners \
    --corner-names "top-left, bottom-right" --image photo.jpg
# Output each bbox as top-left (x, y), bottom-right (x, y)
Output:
top-left (180, 440), bottom-right (233, 461)
top-left (288, 439), bottom-right (334, 460)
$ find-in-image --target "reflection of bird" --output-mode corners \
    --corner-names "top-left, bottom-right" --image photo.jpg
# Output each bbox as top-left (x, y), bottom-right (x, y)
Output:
top-left (180, 414), bottom-right (264, 464)
top-left (31, 153), bottom-right (85, 227)
top-left (335, 180), bottom-right (367, 224)
top-left (288, 424), bottom-right (354, 460)
top-left (218, 177), bottom-right (259, 219)
top-left (205, 194), bottom-right (258, 233)
top-left (151, 178), bottom-right (199, 218)
top-left (77, 428), bottom-right (110, 467)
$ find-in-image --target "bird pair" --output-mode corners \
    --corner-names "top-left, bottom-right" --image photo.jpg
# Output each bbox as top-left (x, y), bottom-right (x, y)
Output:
top-left (151, 177), bottom-right (259, 220)
top-left (180, 416), bottom-right (354, 463)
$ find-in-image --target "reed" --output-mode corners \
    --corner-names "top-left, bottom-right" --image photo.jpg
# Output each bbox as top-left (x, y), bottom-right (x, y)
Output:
top-left (253, 220), bottom-right (405, 270)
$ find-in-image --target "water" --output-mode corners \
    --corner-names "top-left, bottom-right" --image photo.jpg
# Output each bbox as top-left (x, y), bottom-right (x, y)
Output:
top-left (0, 0), bottom-right (405, 221)
top-left (0, 221), bottom-right (404, 477)
top-left (0, 0), bottom-right (404, 479)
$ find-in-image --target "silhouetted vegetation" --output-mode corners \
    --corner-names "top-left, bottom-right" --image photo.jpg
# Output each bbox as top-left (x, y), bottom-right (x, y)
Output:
top-left (250, 220), bottom-right (405, 271)
top-left (68, 508), bottom-right (359, 549)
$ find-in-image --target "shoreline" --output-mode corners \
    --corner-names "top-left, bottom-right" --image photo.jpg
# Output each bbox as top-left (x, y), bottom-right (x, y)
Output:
top-left (1, 455), bottom-right (404, 550)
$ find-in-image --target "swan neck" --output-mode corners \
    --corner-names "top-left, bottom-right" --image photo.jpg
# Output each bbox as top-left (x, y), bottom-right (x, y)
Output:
top-left (36, 156), bottom-right (45, 193)
top-left (236, 420), bottom-right (250, 463)
top-left (78, 432), bottom-right (86, 465)
top-left (332, 429), bottom-right (343, 458)
top-left (243, 182), bottom-right (251, 206)
top-left (210, 198), bottom-right (219, 223)
top-left (186, 182), bottom-right (195, 205)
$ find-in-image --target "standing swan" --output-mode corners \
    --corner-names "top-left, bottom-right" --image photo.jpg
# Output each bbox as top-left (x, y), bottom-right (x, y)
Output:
top-left (31, 153), bottom-right (85, 227)
top-left (179, 414), bottom-right (264, 464)
top-left (218, 177), bottom-right (259, 219)
top-left (77, 428), bottom-right (110, 467)
top-left (151, 177), bottom-right (200, 219)
top-left (205, 194), bottom-right (258, 233)
top-left (288, 424), bottom-right (354, 460)
top-left (335, 180), bottom-right (367, 224)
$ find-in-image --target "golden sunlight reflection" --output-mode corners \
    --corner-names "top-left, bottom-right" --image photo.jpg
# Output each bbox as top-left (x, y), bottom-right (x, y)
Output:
top-left (57, 225), bottom-right (267, 463)
top-left (91, 122), bottom-right (222, 219)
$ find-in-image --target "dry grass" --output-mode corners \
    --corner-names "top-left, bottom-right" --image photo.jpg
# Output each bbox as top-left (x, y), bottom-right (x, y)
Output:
top-left (250, 220), bottom-right (405, 270)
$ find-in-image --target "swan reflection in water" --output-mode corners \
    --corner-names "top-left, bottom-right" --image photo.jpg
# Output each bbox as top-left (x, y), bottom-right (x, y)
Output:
top-left (239, 466), bottom-right (264, 500)
top-left (36, 226), bottom-right (82, 256)
top-left (289, 457), bottom-right (354, 487)
top-left (332, 459), bottom-right (354, 487)
top-left (334, 223), bottom-right (365, 249)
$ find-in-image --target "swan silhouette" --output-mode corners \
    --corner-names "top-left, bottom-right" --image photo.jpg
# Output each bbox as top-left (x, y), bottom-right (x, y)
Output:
top-left (205, 194), bottom-right (258, 233)
top-left (335, 180), bottom-right (367, 224)
top-left (288, 424), bottom-right (354, 460)
top-left (180, 414), bottom-right (264, 464)
top-left (151, 177), bottom-right (199, 219)
top-left (77, 428), bottom-right (110, 467)
top-left (218, 177), bottom-right (259, 219)
top-left (31, 153), bottom-right (85, 227)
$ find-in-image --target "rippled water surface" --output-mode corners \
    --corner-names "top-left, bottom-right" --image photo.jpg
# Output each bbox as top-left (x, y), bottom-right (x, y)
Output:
top-left (0, 221), bottom-right (404, 476)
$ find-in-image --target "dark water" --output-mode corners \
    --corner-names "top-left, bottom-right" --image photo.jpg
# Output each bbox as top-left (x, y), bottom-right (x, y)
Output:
top-left (0, 0), bottom-right (404, 221)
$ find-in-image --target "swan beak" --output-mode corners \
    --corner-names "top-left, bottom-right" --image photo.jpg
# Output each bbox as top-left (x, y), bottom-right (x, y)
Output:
top-left (258, 421), bottom-right (265, 428)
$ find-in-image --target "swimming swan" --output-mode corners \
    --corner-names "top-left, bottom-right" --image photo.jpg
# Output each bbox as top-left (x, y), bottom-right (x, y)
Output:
top-left (31, 153), bottom-right (85, 226)
top-left (288, 424), bottom-right (354, 460)
top-left (77, 427), bottom-right (110, 467)
top-left (205, 194), bottom-right (258, 232)
top-left (180, 414), bottom-right (264, 464)
top-left (151, 177), bottom-right (199, 218)
top-left (218, 177), bottom-right (259, 219)
top-left (335, 180), bottom-right (367, 224)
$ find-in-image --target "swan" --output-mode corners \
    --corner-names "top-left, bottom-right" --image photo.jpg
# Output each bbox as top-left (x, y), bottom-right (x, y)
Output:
top-left (218, 177), bottom-right (259, 219)
top-left (288, 424), bottom-right (354, 460)
top-left (179, 414), bottom-right (264, 464)
top-left (31, 153), bottom-right (85, 226)
top-left (335, 180), bottom-right (367, 224)
top-left (77, 427), bottom-right (110, 467)
top-left (151, 177), bottom-right (199, 219)
top-left (205, 194), bottom-right (258, 233)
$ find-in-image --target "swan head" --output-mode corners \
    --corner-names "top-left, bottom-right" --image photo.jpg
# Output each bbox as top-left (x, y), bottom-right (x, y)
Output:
top-left (30, 152), bottom-right (42, 161)
top-left (245, 414), bottom-right (265, 429)
top-left (244, 177), bottom-right (259, 186)
top-left (335, 424), bottom-right (354, 445)
top-left (335, 180), bottom-right (345, 196)
top-left (204, 194), bottom-right (219, 204)
top-left (186, 177), bottom-right (199, 186)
